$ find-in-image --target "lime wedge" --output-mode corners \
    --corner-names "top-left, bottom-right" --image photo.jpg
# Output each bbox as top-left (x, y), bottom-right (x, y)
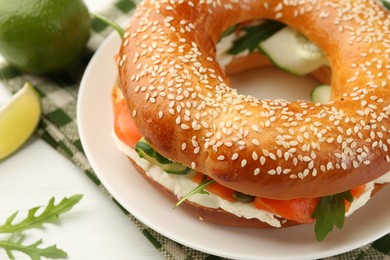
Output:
top-left (0, 82), bottom-right (41, 160)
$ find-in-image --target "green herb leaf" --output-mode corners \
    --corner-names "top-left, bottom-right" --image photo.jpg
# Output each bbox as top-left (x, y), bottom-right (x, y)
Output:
top-left (312, 191), bottom-right (353, 241)
top-left (0, 194), bottom-right (83, 234)
top-left (0, 234), bottom-right (67, 260)
top-left (92, 13), bottom-right (125, 38)
top-left (383, 1), bottom-right (390, 11)
top-left (220, 24), bottom-right (239, 39)
top-left (173, 176), bottom-right (215, 208)
top-left (227, 20), bottom-right (285, 55)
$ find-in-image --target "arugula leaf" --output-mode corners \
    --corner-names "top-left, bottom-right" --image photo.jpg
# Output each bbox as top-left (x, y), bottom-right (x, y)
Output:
top-left (0, 194), bottom-right (83, 234)
top-left (227, 20), bottom-right (285, 55)
top-left (0, 195), bottom-right (82, 259)
top-left (220, 24), bottom-right (239, 39)
top-left (312, 191), bottom-right (353, 241)
top-left (174, 175), bottom-right (215, 208)
top-left (383, 0), bottom-right (390, 11)
top-left (92, 13), bottom-right (125, 38)
top-left (0, 234), bottom-right (67, 260)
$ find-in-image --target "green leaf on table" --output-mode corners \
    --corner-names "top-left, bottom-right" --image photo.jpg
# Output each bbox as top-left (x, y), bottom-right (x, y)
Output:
top-left (0, 194), bottom-right (83, 234)
top-left (312, 191), bottom-right (353, 241)
top-left (0, 234), bottom-right (67, 260)
top-left (227, 20), bottom-right (285, 55)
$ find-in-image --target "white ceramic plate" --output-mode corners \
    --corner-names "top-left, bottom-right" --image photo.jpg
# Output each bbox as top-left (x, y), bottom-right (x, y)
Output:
top-left (77, 32), bottom-right (390, 260)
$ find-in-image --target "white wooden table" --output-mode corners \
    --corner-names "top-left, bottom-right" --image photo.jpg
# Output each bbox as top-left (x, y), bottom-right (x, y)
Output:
top-left (0, 0), bottom-right (163, 259)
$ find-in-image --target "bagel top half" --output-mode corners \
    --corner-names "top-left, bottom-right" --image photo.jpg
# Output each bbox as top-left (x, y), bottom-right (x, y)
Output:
top-left (117, 0), bottom-right (390, 200)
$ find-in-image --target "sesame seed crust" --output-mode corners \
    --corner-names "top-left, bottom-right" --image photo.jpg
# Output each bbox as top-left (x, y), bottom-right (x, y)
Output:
top-left (118, 0), bottom-right (390, 199)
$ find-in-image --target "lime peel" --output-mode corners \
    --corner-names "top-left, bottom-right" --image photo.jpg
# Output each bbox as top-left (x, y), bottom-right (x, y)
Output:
top-left (0, 0), bottom-right (90, 74)
top-left (0, 82), bottom-right (41, 160)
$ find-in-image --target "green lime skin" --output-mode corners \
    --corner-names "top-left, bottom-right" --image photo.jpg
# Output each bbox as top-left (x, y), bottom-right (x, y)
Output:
top-left (0, 0), bottom-right (90, 74)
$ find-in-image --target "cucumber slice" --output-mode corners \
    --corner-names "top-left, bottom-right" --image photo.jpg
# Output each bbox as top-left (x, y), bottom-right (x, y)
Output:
top-left (259, 27), bottom-right (328, 75)
top-left (136, 140), bottom-right (171, 164)
top-left (135, 139), bottom-right (191, 174)
top-left (310, 85), bottom-right (331, 104)
top-left (233, 191), bottom-right (255, 202)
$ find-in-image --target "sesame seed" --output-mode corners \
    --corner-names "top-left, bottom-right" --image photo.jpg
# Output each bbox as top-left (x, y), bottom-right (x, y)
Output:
top-left (241, 159), bottom-right (247, 167)
top-left (231, 153), bottom-right (239, 160)
top-left (121, 0), bottom-right (390, 188)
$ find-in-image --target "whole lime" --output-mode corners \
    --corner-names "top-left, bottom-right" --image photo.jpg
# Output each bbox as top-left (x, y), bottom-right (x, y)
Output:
top-left (0, 0), bottom-right (90, 74)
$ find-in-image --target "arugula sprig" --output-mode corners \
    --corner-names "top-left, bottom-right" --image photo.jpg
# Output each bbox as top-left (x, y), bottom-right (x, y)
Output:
top-left (312, 191), bottom-right (353, 241)
top-left (227, 20), bottom-right (285, 55)
top-left (0, 194), bottom-right (83, 259)
top-left (0, 235), bottom-right (67, 260)
top-left (0, 195), bottom-right (82, 234)
top-left (220, 24), bottom-right (239, 39)
top-left (174, 175), bottom-right (215, 208)
top-left (381, 0), bottom-right (390, 11)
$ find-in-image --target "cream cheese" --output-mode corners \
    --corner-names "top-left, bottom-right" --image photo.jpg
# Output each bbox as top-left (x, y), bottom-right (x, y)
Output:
top-left (216, 33), bottom-right (245, 68)
top-left (112, 131), bottom-right (282, 227)
top-left (112, 131), bottom-right (390, 226)
top-left (215, 21), bottom-right (265, 68)
top-left (346, 171), bottom-right (390, 216)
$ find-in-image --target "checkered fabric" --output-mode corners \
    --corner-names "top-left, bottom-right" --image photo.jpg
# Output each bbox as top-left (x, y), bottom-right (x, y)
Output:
top-left (0, 1), bottom-right (389, 259)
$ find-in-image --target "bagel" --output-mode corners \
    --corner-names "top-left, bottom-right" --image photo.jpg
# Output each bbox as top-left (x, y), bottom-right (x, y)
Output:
top-left (113, 0), bottom-right (390, 238)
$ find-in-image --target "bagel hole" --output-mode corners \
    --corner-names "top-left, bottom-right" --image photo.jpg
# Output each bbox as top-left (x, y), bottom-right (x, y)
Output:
top-left (229, 66), bottom-right (321, 102)
top-left (218, 20), bottom-right (331, 102)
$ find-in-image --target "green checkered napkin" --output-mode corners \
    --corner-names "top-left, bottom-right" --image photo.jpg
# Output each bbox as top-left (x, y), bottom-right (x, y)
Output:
top-left (0, 1), bottom-right (389, 259)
